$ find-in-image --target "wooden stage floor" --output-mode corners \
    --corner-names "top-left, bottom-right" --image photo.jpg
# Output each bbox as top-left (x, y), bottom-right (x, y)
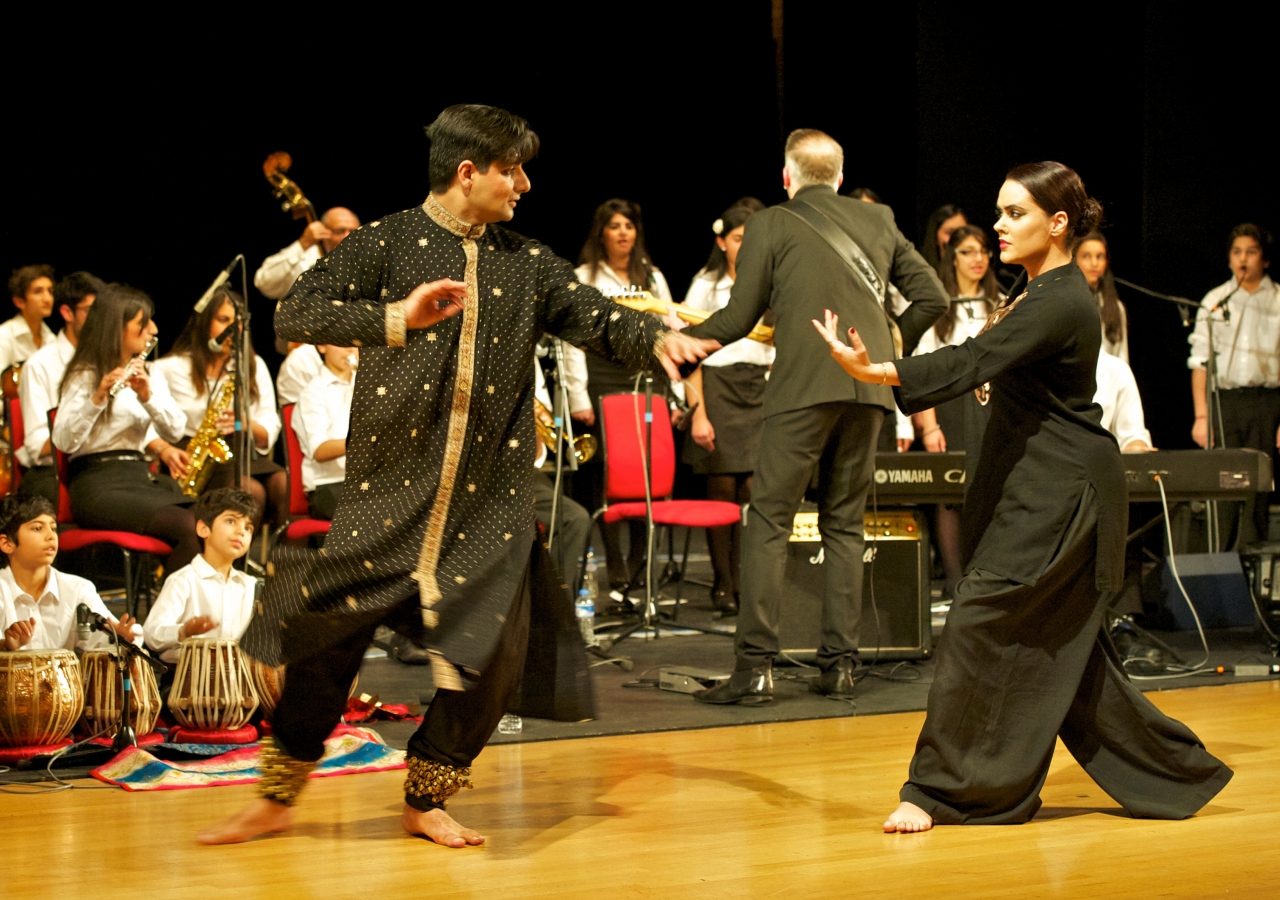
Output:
top-left (2, 680), bottom-right (1276, 899)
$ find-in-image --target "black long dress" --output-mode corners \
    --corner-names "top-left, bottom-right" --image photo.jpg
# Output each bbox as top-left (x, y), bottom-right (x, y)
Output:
top-left (892, 263), bottom-right (1232, 824)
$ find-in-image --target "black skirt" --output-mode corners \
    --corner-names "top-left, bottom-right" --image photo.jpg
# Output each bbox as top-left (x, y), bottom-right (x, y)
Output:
top-left (68, 454), bottom-right (193, 533)
top-left (683, 364), bottom-right (768, 474)
top-left (932, 390), bottom-right (991, 491)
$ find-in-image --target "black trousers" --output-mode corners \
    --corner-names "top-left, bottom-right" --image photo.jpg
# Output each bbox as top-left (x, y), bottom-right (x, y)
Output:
top-left (735, 402), bottom-right (882, 670)
top-left (272, 569), bottom-right (532, 811)
top-left (532, 471), bottom-right (591, 597)
top-left (1219, 386), bottom-right (1280, 544)
top-left (902, 489), bottom-right (1232, 823)
top-left (309, 481), bottom-right (344, 520)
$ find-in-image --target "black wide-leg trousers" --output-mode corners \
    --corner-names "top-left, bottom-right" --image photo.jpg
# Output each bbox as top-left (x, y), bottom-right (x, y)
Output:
top-left (735, 401), bottom-right (882, 670)
top-left (272, 571), bottom-right (532, 810)
top-left (901, 491), bottom-right (1233, 824)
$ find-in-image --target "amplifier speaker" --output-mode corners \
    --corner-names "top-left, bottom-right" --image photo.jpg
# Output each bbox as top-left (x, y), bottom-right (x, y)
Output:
top-left (1240, 542), bottom-right (1280, 635)
top-left (777, 508), bottom-right (932, 662)
top-left (1151, 552), bottom-right (1255, 630)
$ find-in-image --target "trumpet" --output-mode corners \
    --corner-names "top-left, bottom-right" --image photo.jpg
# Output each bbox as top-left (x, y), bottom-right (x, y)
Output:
top-left (110, 336), bottom-right (159, 397)
top-left (535, 398), bottom-right (596, 464)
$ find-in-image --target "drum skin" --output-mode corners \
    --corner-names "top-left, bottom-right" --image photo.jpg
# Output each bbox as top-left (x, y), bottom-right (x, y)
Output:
top-left (247, 658), bottom-right (357, 721)
top-left (80, 650), bottom-right (161, 738)
top-left (0, 651), bottom-right (84, 747)
top-left (168, 640), bottom-right (259, 730)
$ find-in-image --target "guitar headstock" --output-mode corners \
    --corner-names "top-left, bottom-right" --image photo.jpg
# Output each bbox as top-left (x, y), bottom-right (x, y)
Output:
top-left (607, 288), bottom-right (666, 315)
top-left (263, 152), bottom-right (318, 223)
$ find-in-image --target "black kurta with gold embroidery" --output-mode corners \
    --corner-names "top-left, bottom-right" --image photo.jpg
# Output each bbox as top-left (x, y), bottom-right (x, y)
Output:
top-left (243, 197), bottom-right (665, 686)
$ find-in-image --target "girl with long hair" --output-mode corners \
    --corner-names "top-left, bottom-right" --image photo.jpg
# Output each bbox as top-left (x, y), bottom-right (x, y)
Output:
top-left (919, 203), bottom-right (967, 271)
top-left (151, 288), bottom-right (286, 528)
top-left (1074, 230), bottom-right (1129, 361)
top-left (911, 224), bottom-right (1002, 597)
top-left (52, 284), bottom-right (201, 573)
top-left (567, 198), bottom-right (675, 590)
top-left (682, 198), bottom-right (772, 615)
top-left (815, 161), bottom-right (1229, 833)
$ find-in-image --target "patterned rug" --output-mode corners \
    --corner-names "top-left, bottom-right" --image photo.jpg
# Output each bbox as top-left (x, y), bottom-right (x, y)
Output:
top-left (90, 725), bottom-right (405, 792)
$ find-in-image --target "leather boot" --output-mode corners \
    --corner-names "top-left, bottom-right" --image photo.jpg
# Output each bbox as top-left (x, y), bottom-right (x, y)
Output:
top-left (694, 659), bottom-right (773, 705)
top-left (711, 590), bottom-right (738, 617)
top-left (809, 655), bottom-right (859, 699)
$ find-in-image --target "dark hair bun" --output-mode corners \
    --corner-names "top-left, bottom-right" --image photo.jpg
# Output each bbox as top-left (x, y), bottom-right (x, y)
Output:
top-left (1077, 197), bottom-right (1104, 238)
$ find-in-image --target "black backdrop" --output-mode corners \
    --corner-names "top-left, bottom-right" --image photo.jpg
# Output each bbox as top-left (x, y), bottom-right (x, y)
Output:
top-left (4, 3), bottom-right (1273, 450)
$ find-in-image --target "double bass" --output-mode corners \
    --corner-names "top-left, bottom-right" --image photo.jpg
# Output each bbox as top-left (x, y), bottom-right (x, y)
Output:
top-left (262, 153), bottom-right (323, 355)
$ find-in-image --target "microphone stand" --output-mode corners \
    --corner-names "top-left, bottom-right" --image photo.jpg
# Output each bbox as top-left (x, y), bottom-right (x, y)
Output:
top-left (547, 338), bottom-right (580, 554)
top-left (1114, 276), bottom-right (1230, 552)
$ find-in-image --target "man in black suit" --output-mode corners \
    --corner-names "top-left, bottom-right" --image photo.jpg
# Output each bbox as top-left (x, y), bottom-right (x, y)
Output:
top-left (685, 129), bottom-right (947, 704)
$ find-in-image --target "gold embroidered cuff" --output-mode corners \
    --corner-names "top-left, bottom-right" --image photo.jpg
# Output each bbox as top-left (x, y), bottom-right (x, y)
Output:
top-left (258, 736), bottom-right (315, 807)
top-left (652, 329), bottom-right (670, 365)
top-left (404, 757), bottom-right (473, 808)
top-left (386, 300), bottom-right (407, 347)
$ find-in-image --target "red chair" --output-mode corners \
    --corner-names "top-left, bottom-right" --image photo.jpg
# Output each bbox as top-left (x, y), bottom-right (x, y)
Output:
top-left (273, 404), bottom-right (331, 543)
top-left (588, 390), bottom-right (741, 637)
top-left (7, 394), bottom-right (25, 494)
top-left (48, 408), bottom-right (173, 619)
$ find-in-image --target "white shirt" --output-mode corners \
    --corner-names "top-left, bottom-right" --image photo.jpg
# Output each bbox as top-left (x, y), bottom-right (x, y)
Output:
top-left (0, 314), bottom-right (57, 375)
top-left (1187, 275), bottom-right (1280, 389)
top-left (17, 330), bottom-right (76, 468)
top-left (276, 344), bottom-right (325, 406)
top-left (1095, 352), bottom-right (1151, 449)
top-left (52, 367), bottom-right (186, 458)
top-left (294, 366), bottom-right (353, 490)
top-left (253, 240), bottom-right (322, 301)
top-left (682, 270), bottom-right (775, 368)
top-left (1097, 293), bottom-right (1129, 363)
top-left (0, 566), bottom-right (137, 651)
top-left (142, 554), bottom-right (257, 663)
top-left (560, 262), bottom-right (676, 411)
top-left (914, 296), bottom-right (994, 355)
top-left (152, 354), bottom-right (281, 456)
top-left (534, 363), bottom-right (552, 469)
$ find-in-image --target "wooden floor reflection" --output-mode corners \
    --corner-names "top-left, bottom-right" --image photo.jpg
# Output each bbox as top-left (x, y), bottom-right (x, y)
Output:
top-left (2, 680), bottom-right (1276, 899)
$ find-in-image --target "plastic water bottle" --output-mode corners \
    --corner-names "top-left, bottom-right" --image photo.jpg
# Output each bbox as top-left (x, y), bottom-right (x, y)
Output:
top-left (497, 713), bottom-right (522, 735)
top-left (575, 588), bottom-right (596, 647)
top-left (584, 547), bottom-right (600, 605)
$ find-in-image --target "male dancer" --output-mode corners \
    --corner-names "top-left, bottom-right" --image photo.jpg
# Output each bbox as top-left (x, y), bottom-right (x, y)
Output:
top-left (199, 104), bottom-right (718, 847)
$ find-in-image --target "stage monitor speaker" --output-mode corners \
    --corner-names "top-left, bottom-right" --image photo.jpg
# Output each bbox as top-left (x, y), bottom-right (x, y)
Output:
top-left (1153, 552), bottom-right (1255, 630)
top-left (777, 508), bottom-right (932, 662)
top-left (1240, 542), bottom-right (1280, 635)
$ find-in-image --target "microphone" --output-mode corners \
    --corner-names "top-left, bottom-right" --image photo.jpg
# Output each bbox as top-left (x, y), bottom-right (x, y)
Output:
top-left (208, 321), bottom-right (237, 352)
top-left (1211, 275), bottom-right (1244, 323)
top-left (76, 602), bottom-right (93, 645)
top-left (194, 255), bottom-right (244, 313)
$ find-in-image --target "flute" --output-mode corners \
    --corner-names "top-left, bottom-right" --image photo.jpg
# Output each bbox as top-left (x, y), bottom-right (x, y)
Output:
top-left (109, 336), bottom-right (159, 397)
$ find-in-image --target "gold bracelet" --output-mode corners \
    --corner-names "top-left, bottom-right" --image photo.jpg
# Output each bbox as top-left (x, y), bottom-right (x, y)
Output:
top-left (880, 364), bottom-right (889, 385)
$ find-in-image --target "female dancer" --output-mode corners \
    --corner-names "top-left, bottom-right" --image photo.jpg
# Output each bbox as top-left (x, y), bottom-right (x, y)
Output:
top-left (151, 288), bottom-right (285, 527)
top-left (1074, 230), bottom-right (1129, 361)
top-left (682, 199), bottom-right (772, 615)
top-left (912, 225), bottom-right (1002, 597)
top-left (813, 161), bottom-right (1231, 832)
top-left (53, 284), bottom-right (201, 573)
top-left (569, 198), bottom-right (675, 590)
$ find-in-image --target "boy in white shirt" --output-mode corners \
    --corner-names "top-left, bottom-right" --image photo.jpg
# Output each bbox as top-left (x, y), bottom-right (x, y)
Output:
top-left (0, 496), bottom-right (137, 651)
top-left (143, 488), bottom-right (260, 664)
top-left (293, 345), bottom-right (356, 519)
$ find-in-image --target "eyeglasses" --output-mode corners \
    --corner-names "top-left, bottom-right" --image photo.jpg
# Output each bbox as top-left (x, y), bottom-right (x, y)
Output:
top-left (956, 249), bottom-right (991, 259)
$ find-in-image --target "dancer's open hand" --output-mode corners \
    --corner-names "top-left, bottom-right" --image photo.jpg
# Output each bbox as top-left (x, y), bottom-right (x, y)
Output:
top-left (657, 332), bottom-right (720, 382)
top-left (810, 309), bottom-right (897, 385)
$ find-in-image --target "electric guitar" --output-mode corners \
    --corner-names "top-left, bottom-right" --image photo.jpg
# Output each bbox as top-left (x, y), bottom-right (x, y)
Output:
top-left (608, 290), bottom-right (774, 344)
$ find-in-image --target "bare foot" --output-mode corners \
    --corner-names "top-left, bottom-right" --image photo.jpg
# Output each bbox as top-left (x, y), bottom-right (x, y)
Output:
top-left (401, 804), bottom-right (485, 848)
top-left (883, 801), bottom-right (933, 833)
top-left (197, 798), bottom-right (293, 845)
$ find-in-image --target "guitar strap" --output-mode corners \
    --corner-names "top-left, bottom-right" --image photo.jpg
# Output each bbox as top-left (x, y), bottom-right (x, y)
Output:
top-left (779, 202), bottom-right (903, 359)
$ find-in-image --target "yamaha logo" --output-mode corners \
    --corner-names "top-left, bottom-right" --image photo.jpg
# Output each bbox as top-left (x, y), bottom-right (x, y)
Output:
top-left (875, 468), bottom-right (934, 484)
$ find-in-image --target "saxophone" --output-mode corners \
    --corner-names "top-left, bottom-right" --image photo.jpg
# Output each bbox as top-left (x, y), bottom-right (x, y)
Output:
top-left (181, 374), bottom-right (236, 497)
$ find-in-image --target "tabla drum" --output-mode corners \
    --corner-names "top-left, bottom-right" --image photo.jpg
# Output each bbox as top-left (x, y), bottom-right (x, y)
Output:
top-left (168, 640), bottom-right (259, 730)
top-left (248, 658), bottom-right (358, 721)
top-left (80, 649), bottom-right (161, 737)
top-left (0, 650), bottom-right (84, 747)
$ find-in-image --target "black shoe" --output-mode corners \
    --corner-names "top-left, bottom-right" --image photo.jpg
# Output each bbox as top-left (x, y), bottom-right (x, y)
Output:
top-left (694, 660), bottom-right (773, 705)
top-left (711, 590), bottom-right (738, 617)
top-left (809, 655), bottom-right (859, 699)
top-left (394, 641), bottom-right (433, 666)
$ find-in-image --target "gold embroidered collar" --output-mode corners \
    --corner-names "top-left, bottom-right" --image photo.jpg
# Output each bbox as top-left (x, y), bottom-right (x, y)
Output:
top-left (423, 193), bottom-right (487, 240)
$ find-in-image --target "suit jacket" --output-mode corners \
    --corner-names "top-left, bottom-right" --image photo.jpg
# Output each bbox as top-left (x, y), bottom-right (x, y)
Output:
top-left (682, 185), bottom-right (948, 416)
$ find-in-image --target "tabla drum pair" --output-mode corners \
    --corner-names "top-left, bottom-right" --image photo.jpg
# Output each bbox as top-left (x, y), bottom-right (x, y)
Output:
top-left (168, 640), bottom-right (260, 730)
top-left (0, 651), bottom-right (84, 747)
top-left (79, 649), bottom-right (162, 738)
